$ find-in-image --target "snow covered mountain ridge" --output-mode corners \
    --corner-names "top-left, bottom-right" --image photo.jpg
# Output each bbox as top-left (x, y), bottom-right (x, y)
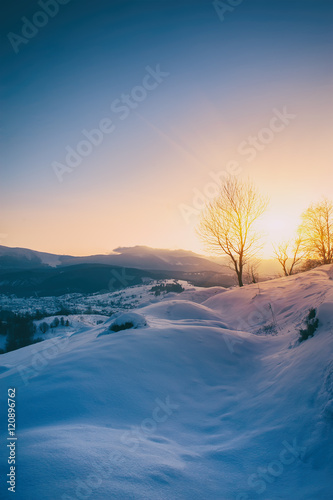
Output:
top-left (0, 244), bottom-right (227, 272)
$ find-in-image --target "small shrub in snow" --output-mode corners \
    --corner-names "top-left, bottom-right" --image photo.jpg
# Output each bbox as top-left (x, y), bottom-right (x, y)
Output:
top-left (109, 321), bottom-right (134, 332)
top-left (256, 323), bottom-right (277, 336)
top-left (150, 281), bottom-right (184, 296)
top-left (39, 322), bottom-right (49, 334)
top-left (105, 312), bottom-right (147, 335)
top-left (299, 308), bottom-right (319, 342)
top-left (50, 317), bottom-right (60, 328)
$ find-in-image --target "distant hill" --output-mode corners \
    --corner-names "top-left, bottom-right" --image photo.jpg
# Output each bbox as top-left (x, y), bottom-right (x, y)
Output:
top-left (0, 264), bottom-right (236, 297)
top-left (0, 246), bottom-right (236, 296)
top-left (0, 245), bottom-right (282, 296)
top-left (0, 245), bottom-right (229, 274)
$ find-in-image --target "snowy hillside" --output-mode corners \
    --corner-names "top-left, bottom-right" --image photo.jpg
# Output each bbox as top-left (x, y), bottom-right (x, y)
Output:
top-left (0, 266), bottom-right (333, 499)
top-left (0, 279), bottom-right (202, 317)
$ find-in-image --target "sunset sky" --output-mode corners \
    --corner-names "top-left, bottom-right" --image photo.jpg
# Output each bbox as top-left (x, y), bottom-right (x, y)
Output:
top-left (1, 0), bottom-right (332, 257)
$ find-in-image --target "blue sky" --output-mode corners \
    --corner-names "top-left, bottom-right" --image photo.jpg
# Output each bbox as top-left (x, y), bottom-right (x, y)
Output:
top-left (1, 0), bottom-right (332, 255)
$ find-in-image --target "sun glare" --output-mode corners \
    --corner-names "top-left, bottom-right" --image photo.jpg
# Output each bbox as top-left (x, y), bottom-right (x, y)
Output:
top-left (257, 211), bottom-right (300, 258)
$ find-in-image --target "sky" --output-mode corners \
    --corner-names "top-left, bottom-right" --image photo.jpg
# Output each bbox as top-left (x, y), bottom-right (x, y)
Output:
top-left (1, 0), bottom-right (333, 257)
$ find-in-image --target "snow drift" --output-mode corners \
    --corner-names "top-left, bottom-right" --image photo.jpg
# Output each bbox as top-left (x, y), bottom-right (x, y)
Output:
top-left (0, 266), bottom-right (332, 499)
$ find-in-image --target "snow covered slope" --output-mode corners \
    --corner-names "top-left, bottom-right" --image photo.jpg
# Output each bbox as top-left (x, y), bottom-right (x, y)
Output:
top-left (0, 266), bottom-right (333, 499)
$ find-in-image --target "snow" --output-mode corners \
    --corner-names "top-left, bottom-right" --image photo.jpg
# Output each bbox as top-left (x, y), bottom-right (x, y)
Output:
top-left (33, 315), bottom-right (109, 341)
top-left (103, 312), bottom-right (148, 333)
top-left (317, 302), bottom-right (333, 327)
top-left (0, 266), bottom-right (332, 499)
top-left (0, 279), bottom-right (197, 317)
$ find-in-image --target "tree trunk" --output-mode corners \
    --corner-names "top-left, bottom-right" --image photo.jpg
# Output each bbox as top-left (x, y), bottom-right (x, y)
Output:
top-left (237, 270), bottom-right (244, 287)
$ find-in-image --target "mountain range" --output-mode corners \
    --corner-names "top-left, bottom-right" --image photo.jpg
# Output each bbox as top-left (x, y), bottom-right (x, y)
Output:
top-left (0, 245), bottom-right (236, 296)
top-left (0, 245), bottom-right (227, 273)
top-left (0, 245), bottom-right (282, 296)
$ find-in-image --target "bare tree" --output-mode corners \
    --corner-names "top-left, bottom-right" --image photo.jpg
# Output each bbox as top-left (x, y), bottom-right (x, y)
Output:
top-left (197, 178), bottom-right (268, 287)
top-left (245, 259), bottom-right (261, 284)
top-left (298, 198), bottom-right (333, 265)
top-left (39, 321), bottom-right (49, 334)
top-left (273, 237), bottom-right (303, 276)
